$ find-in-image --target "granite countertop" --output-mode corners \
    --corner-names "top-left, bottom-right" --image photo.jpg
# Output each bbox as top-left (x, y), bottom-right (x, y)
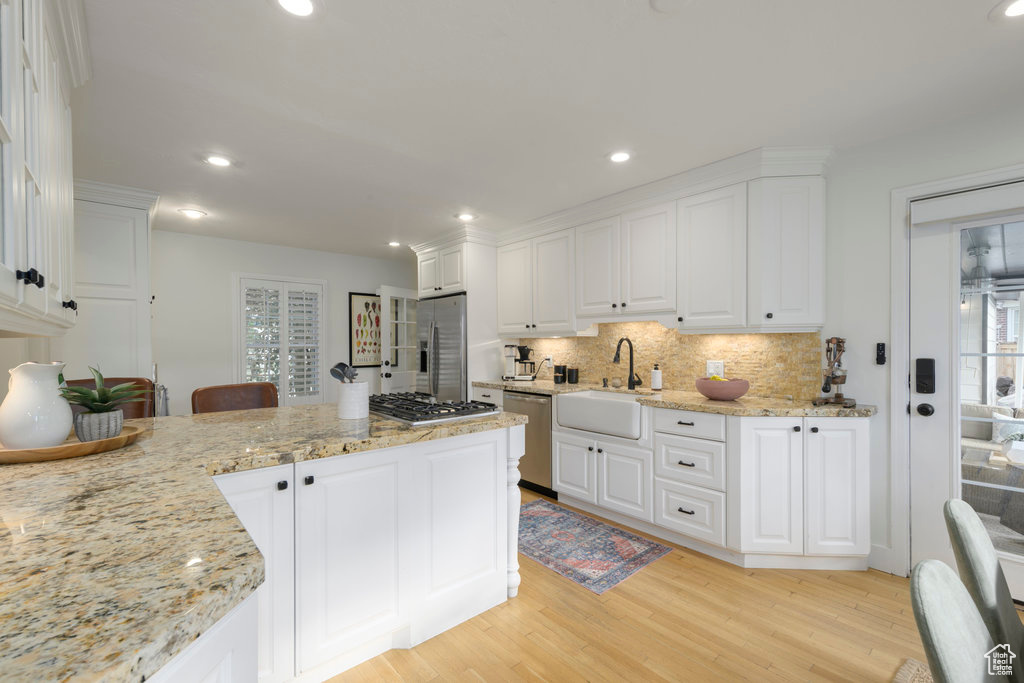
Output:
top-left (474, 380), bottom-right (876, 417)
top-left (0, 404), bottom-right (527, 682)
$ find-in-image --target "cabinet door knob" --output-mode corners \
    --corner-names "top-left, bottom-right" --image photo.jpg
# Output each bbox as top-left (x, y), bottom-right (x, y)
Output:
top-left (810, 427), bottom-right (819, 433)
top-left (621, 302), bottom-right (627, 308)
top-left (587, 446), bottom-right (594, 452)
top-left (597, 448), bottom-right (603, 453)
top-left (677, 507), bottom-right (695, 515)
top-left (677, 421), bottom-right (695, 426)
top-left (277, 480), bottom-right (288, 491)
top-left (677, 316), bottom-right (683, 322)
top-left (677, 460), bottom-right (696, 467)
top-left (532, 324), bottom-right (537, 328)
top-left (766, 312), bottom-right (774, 319)
top-left (526, 324), bottom-right (530, 329)
top-left (304, 475), bottom-right (315, 485)
top-left (793, 425), bottom-right (801, 432)
top-left (611, 303), bottom-right (617, 308)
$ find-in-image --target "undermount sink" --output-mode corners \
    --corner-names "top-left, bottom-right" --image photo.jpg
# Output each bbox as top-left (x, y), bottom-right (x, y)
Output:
top-left (556, 391), bottom-right (642, 440)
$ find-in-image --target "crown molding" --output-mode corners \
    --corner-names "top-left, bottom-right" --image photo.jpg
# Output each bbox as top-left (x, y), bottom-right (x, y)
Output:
top-left (498, 146), bottom-right (833, 245)
top-left (409, 225), bottom-right (499, 253)
top-left (74, 180), bottom-right (160, 212)
top-left (46, 0), bottom-right (91, 90)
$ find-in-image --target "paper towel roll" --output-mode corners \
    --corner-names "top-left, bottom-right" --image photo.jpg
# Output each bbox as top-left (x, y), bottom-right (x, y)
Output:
top-left (337, 381), bottom-right (369, 420)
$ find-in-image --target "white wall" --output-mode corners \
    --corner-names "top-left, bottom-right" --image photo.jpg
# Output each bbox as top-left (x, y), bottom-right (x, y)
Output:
top-left (151, 231), bottom-right (415, 415)
top-left (826, 104), bottom-right (1024, 573)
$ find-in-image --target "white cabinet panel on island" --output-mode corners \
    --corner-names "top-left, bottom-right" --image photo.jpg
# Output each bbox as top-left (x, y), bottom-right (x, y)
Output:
top-left (214, 465), bottom-right (295, 683)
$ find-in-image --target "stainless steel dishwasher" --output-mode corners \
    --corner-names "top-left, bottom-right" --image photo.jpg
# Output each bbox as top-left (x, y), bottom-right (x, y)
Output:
top-left (503, 391), bottom-right (555, 498)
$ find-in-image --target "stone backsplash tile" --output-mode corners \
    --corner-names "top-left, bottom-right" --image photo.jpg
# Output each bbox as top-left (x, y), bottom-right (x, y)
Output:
top-left (522, 322), bottom-right (822, 400)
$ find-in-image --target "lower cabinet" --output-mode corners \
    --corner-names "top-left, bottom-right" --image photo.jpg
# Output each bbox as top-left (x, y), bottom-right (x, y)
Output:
top-left (597, 441), bottom-right (653, 522)
top-left (214, 464), bottom-right (295, 683)
top-left (216, 430), bottom-right (512, 681)
top-left (736, 418), bottom-right (804, 554)
top-left (553, 432), bottom-right (598, 504)
top-left (804, 418), bottom-right (870, 556)
top-left (653, 479), bottom-right (726, 546)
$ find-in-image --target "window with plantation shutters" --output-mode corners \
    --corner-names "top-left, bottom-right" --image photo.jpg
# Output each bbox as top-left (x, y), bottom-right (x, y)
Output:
top-left (239, 277), bottom-right (325, 406)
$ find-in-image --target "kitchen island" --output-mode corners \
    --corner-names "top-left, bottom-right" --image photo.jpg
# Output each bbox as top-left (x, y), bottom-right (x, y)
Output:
top-left (0, 405), bottom-right (526, 682)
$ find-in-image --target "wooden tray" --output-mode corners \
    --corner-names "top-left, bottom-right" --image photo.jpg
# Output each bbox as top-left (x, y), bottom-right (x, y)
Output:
top-left (0, 425), bottom-right (145, 464)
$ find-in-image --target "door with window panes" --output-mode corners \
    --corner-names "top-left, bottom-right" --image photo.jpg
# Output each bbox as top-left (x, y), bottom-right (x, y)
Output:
top-left (240, 278), bottom-right (325, 406)
top-left (378, 286), bottom-right (418, 393)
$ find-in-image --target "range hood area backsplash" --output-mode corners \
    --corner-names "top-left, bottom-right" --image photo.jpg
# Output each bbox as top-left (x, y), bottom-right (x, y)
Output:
top-left (522, 322), bottom-right (821, 401)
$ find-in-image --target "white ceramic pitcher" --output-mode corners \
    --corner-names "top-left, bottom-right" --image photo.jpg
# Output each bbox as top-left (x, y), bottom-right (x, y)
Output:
top-left (0, 362), bottom-right (72, 449)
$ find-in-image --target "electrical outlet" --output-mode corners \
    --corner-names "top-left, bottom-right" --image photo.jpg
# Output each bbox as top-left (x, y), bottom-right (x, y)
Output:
top-left (544, 355), bottom-right (553, 368)
top-left (706, 360), bottom-right (725, 377)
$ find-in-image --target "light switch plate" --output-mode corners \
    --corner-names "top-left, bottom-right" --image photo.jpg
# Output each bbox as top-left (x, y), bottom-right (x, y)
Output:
top-left (706, 360), bottom-right (725, 377)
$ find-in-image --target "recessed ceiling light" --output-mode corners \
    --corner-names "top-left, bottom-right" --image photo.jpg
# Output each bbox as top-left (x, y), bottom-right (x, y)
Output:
top-left (178, 209), bottom-right (207, 219)
top-left (388, 241), bottom-right (401, 247)
top-left (457, 213), bottom-right (476, 222)
top-left (1005, 0), bottom-right (1024, 15)
top-left (278, 0), bottom-right (313, 16)
top-left (990, 0), bottom-right (1024, 18)
top-left (205, 155), bottom-right (231, 167)
top-left (610, 151), bottom-right (631, 163)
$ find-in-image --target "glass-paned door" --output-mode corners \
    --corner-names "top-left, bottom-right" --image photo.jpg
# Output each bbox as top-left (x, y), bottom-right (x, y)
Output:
top-left (959, 218), bottom-right (1024, 579)
top-left (378, 286), bottom-right (418, 393)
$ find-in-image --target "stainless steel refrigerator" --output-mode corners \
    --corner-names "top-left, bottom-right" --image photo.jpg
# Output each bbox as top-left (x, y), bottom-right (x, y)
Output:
top-left (416, 293), bottom-right (467, 401)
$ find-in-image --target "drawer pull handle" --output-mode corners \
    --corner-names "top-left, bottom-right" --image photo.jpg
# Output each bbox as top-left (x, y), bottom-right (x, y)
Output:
top-left (677, 460), bottom-right (696, 467)
top-left (677, 507), bottom-right (695, 515)
top-left (677, 421), bottom-right (695, 426)
top-left (481, 394), bottom-right (491, 398)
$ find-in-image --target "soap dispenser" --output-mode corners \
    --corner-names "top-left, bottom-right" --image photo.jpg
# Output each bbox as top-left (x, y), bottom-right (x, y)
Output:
top-left (651, 363), bottom-right (662, 391)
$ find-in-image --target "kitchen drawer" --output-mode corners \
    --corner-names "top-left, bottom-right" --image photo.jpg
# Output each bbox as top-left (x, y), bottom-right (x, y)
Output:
top-left (472, 386), bottom-right (503, 408)
top-left (653, 408), bottom-right (726, 442)
top-left (654, 433), bottom-right (725, 492)
top-left (654, 479), bottom-right (726, 547)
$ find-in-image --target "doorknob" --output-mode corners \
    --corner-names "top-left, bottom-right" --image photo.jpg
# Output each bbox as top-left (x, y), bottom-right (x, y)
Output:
top-left (917, 403), bottom-right (935, 417)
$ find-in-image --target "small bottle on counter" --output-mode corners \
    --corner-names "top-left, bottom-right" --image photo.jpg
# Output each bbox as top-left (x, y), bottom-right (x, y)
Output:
top-left (651, 363), bottom-right (662, 391)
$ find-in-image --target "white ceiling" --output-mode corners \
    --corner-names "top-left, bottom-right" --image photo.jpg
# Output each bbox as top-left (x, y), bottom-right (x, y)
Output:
top-left (72, 0), bottom-right (1024, 260)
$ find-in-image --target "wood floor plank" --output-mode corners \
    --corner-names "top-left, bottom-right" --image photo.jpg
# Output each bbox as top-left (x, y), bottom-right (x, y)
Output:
top-left (330, 489), bottom-right (925, 682)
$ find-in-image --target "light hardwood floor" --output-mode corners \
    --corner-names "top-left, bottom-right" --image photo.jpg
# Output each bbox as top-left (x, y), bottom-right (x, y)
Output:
top-left (331, 489), bottom-right (926, 682)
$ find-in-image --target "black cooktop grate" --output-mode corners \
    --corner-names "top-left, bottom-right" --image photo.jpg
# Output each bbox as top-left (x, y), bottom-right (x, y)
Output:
top-left (369, 392), bottom-right (499, 423)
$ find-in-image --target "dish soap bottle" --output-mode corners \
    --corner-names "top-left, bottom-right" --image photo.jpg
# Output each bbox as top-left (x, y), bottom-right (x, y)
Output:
top-left (651, 363), bottom-right (662, 391)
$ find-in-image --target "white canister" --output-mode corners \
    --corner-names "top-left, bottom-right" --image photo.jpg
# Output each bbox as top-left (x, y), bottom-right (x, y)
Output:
top-left (651, 363), bottom-right (663, 391)
top-left (0, 362), bottom-right (73, 449)
top-left (337, 381), bottom-right (369, 420)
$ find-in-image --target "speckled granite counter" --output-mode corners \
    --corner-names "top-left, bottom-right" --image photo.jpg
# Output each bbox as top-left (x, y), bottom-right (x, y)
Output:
top-left (0, 404), bottom-right (527, 682)
top-left (474, 380), bottom-right (876, 417)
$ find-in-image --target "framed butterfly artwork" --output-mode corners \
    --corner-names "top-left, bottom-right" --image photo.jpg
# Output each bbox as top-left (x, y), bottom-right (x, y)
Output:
top-left (349, 292), bottom-right (382, 367)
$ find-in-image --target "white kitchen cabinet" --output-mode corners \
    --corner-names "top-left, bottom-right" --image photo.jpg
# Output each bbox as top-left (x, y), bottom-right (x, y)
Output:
top-left (148, 594), bottom-right (258, 683)
top-left (676, 184), bottom-right (747, 329)
top-left (498, 230), bottom-right (574, 337)
top-left (654, 478), bottom-right (726, 546)
top-left (553, 432), bottom-right (598, 504)
top-left (532, 230), bottom-right (575, 334)
top-left (417, 250), bottom-right (440, 298)
top-left (574, 216), bottom-right (620, 318)
top-left (50, 196), bottom-right (156, 379)
top-left (214, 465), bottom-right (295, 683)
top-left (295, 451), bottom-right (409, 673)
top-left (747, 177), bottom-right (825, 328)
top-left (804, 418), bottom-right (870, 556)
top-left (597, 441), bottom-right (653, 522)
top-left (418, 244), bottom-right (466, 297)
top-left (496, 241), bottom-right (533, 335)
top-left (736, 418), bottom-right (804, 554)
top-left (472, 386), bottom-right (503, 407)
top-left (654, 432), bottom-right (726, 492)
top-left (619, 202), bottom-right (676, 314)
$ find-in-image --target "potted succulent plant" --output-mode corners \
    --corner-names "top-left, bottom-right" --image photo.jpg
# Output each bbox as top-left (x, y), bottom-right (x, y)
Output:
top-left (60, 367), bottom-right (148, 442)
top-left (1003, 432), bottom-right (1024, 465)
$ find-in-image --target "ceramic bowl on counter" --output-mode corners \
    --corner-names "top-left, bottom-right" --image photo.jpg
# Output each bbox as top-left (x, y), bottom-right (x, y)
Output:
top-left (695, 377), bottom-right (750, 401)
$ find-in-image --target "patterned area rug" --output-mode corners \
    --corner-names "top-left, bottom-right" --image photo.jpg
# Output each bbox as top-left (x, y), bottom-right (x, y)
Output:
top-left (892, 658), bottom-right (932, 683)
top-left (519, 499), bottom-right (671, 594)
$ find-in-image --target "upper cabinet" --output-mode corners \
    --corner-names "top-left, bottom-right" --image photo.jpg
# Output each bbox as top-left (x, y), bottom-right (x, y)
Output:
top-left (0, 0), bottom-right (82, 337)
top-left (676, 184), bottom-right (747, 330)
top-left (418, 243), bottom-right (465, 298)
top-left (747, 177), bottom-right (825, 328)
top-left (497, 228), bottom-right (574, 337)
top-left (575, 203), bottom-right (676, 321)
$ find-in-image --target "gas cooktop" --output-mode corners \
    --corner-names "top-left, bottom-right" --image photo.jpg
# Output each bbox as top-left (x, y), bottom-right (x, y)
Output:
top-left (369, 392), bottom-right (501, 426)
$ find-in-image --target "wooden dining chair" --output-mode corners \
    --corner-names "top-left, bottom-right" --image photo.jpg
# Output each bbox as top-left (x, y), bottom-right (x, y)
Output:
top-left (64, 376), bottom-right (155, 419)
top-left (191, 382), bottom-right (279, 414)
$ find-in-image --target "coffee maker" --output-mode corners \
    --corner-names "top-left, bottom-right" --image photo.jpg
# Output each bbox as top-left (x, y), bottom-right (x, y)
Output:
top-left (502, 344), bottom-right (537, 381)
